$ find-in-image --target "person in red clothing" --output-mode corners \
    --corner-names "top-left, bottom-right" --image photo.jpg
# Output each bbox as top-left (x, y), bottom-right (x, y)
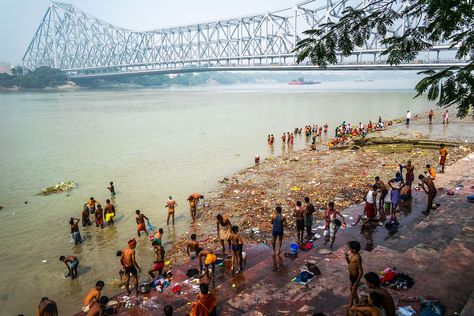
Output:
top-left (364, 184), bottom-right (378, 220)
top-left (187, 283), bottom-right (217, 316)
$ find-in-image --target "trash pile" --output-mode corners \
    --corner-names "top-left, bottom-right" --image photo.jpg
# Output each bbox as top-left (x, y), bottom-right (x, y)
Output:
top-left (166, 138), bottom-right (472, 264)
top-left (36, 181), bottom-right (77, 196)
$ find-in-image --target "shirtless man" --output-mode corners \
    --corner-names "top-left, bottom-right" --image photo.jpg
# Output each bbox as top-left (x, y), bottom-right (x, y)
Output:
top-left (400, 161), bottom-right (415, 188)
top-left (324, 202), bottom-right (346, 249)
top-left (59, 255), bottom-right (79, 279)
top-left (188, 193), bottom-right (204, 223)
top-left (304, 197), bottom-right (316, 240)
top-left (88, 197), bottom-right (98, 214)
top-left (198, 249), bottom-right (217, 282)
top-left (439, 144), bottom-right (448, 173)
top-left (104, 199), bottom-right (115, 225)
top-left (374, 177), bottom-right (388, 218)
top-left (364, 272), bottom-right (396, 316)
top-left (345, 241), bottom-right (363, 308)
top-left (230, 225), bottom-right (244, 274)
top-left (70, 217), bottom-right (82, 245)
top-left (426, 164), bottom-right (436, 180)
top-left (151, 228), bottom-right (164, 245)
top-left (187, 234), bottom-right (201, 260)
top-left (86, 296), bottom-right (109, 316)
top-left (149, 241), bottom-right (165, 278)
top-left (95, 205), bottom-right (104, 229)
top-left (216, 214), bottom-right (232, 254)
top-left (122, 239), bottom-right (141, 295)
top-left (82, 281), bottom-right (105, 313)
top-left (82, 204), bottom-right (92, 227)
top-left (37, 297), bottom-right (58, 316)
top-left (107, 181), bottom-right (115, 195)
top-left (135, 209), bottom-right (149, 237)
top-left (271, 206), bottom-right (287, 254)
top-left (293, 201), bottom-right (305, 244)
top-left (419, 174), bottom-right (437, 215)
top-left (166, 196), bottom-right (177, 225)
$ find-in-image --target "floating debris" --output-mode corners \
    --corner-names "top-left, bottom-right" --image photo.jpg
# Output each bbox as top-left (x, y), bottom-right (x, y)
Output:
top-left (36, 181), bottom-right (78, 196)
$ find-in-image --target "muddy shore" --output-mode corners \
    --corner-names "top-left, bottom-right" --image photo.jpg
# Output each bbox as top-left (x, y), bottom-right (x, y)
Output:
top-left (165, 110), bottom-right (473, 263)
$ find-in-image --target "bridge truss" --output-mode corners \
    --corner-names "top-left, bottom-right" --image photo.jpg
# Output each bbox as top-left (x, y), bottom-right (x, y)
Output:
top-left (22, 0), bottom-right (463, 79)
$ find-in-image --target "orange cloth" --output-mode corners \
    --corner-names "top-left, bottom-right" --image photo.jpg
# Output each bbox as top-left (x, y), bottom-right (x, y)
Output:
top-left (428, 167), bottom-right (436, 179)
top-left (440, 148), bottom-right (447, 164)
top-left (137, 223), bottom-right (145, 232)
top-left (190, 294), bottom-right (217, 316)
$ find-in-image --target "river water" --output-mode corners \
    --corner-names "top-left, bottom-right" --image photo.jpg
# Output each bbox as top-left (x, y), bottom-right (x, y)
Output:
top-left (0, 81), bottom-right (432, 315)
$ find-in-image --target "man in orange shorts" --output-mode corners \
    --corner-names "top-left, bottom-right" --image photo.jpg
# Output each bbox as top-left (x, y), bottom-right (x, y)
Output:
top-left (135, 209), bottom-right (149, 237)
top-left (188, 193), bottom-right (204, 223)
top-left (166, 196), bottom-right (177, 225)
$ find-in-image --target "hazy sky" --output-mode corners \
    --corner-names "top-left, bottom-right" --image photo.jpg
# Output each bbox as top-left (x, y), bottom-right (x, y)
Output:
top-left (0, 0), bottom-right (298, 64)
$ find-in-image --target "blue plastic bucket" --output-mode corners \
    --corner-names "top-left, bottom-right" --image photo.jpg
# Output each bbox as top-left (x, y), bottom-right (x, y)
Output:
top-left (290, 243), bottom-right (299, 254)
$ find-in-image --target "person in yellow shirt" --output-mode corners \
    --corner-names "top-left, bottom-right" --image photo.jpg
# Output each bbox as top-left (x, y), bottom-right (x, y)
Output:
top-left (426, 164), bottom-right (436, 180)
top-left (439, 144), bottom-right (448, 173)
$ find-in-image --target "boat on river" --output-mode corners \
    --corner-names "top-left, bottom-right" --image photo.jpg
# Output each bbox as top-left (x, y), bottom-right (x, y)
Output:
top-left (288, 78), bottom-right (321, 85)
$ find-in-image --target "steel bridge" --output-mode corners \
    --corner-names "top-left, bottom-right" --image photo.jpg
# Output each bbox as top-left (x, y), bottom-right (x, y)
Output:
top-left (22, 0), bottom-right (466, 79)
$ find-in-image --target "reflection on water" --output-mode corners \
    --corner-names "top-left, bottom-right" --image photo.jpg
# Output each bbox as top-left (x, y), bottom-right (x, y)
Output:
top-left (0, 83), bottom-right (433, 315)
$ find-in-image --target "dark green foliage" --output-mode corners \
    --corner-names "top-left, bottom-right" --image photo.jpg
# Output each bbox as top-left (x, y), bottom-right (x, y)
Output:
top-left (294, 0), bottom-right (474, 117)
top-left (0, 66), bottom-right (67, 89)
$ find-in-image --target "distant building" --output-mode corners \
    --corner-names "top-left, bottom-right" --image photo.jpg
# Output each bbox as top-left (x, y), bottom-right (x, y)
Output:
top-left (0, 63), bottom-right (12, 74)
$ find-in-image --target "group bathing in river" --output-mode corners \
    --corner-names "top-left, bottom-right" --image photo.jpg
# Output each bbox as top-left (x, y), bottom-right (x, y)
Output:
top-left (38, 110), bottom-right (450, 316)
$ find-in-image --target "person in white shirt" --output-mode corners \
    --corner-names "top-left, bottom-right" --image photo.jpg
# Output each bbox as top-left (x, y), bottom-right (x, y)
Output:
top-left (405, 110), bottom-right (411, 125)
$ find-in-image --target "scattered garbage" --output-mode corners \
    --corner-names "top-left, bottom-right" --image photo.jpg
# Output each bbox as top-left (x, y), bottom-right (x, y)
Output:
top-left (36, 181), bottom-right (77, 196)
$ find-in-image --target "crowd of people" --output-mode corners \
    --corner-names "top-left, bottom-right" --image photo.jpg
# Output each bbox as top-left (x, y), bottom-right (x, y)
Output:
top-left (38, 110), bottom-right (450, 316)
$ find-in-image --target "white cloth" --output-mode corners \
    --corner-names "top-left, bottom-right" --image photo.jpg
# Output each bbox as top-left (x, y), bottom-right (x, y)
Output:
top-left (384, 189), bottom-right (392, 203)
top-left (406, 112), bottom-right (411, 119)
top-left (366, 190), bottom-right (375, 203)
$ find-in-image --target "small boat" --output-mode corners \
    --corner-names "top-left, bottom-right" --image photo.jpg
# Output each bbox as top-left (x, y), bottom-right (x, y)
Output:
top-left (288, 78), bottom-right (321, 85)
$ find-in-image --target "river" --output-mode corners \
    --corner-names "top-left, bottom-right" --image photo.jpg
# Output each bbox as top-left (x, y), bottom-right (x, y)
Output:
top-left (0, 80), bottom-right (432, 315)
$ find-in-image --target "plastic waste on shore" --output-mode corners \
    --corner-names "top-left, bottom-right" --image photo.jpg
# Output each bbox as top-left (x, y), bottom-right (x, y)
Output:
top-left (36, 181), bottom-right (77, 196)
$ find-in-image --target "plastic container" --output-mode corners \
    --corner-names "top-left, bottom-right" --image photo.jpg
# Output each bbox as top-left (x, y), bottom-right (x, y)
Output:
top-left (290, 243), bottom-right (299, 254)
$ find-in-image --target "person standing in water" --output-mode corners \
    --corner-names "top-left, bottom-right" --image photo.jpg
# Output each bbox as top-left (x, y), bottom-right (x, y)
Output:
top-left (104, 199), bottom-right (115, 225)
top-left (69, 217), bottom-right (82, 245)
top-left (94, 205), bottom-right (104, 229)
top-left (166, 196), bottom-right (177, 225)
top-left (37, 297), bottom-right (58, 316)
top-left (82, 204), bottom-right (92, 227)
top-left (188, 193), bottom-right (203, 223)
top-left (59, 255), bottom-right (79, 279)
top-left (271, 206), bottom-right (287, 254)
top-left (122, 238), bottom-right (141, 295)
top-left (107, 181), bottom-right (115, 195)
top-left (135, 209), bottom-right (149, 237)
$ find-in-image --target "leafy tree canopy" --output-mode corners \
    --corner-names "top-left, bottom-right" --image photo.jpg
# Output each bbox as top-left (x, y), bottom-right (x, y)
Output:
top-left (0, 66), bottom-right (67, 89)
top-left (294, 0), bottom-right (474, 118)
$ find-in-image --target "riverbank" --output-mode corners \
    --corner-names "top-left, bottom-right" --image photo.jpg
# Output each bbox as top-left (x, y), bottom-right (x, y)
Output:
top-left (93, 110), bottom-right (474, 315)
top-left (165, 110), bottom-right (473, 262)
